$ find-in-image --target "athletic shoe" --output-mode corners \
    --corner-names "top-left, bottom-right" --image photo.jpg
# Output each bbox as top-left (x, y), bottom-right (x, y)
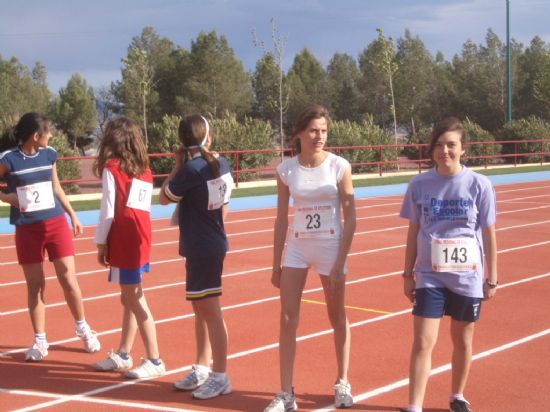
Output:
top-left (264, 391), bottom-right (297, 412)
top-left (450, 399), bottom-right (472, 412)
top-left (92, 351), bottom-right (133, 371)
top-left (76, 325), bottom-right (101, 353)
top-left (174, 364), bottom-right (210, 391)
top-left (25, 340), bottom-right (49, 362)
top-left (192, 373), bottom-right (232, 399)
top-left (334, 379), bottom-right (353, 408)
top-left (124, 358), bottom-right (165, 379)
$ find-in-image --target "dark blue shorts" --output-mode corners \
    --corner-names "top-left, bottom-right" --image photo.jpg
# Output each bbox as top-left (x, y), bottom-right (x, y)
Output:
top-left (185, 254), bottom-right (225, 300)
top-left (413, 287), bottom-right (482, 322)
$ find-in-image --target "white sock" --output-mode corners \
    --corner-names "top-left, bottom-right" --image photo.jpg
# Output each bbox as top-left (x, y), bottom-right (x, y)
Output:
top-left (407, 405), bottom-right (422, 412)
top-left (75, 319), bottom-right (89, 332)
top-left (211, 371), bottom-right (226, 381)
top-left (450, 393), bottom-right (466, 402)
top-left (34, 333), bottom-right (47, 342)
top-left (195, 364), bottom-right (211, 374)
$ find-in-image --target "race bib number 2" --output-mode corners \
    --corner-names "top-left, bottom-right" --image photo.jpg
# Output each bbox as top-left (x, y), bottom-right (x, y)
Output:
top-left (431, 237), bottom-right (479, 272)
top-left (16, 181), bottom-right (55, 213)
top-left (126, 178), bottom-right (153, 212)
top-left (293, 204), bottom-right (336, 238)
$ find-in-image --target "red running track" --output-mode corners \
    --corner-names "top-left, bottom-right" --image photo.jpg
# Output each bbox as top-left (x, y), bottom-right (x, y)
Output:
top-left (1, 180), bottom-right (550, 411)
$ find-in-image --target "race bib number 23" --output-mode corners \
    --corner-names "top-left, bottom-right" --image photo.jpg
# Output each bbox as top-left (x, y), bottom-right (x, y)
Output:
top-left (293, 204), bottom-right (336, 238)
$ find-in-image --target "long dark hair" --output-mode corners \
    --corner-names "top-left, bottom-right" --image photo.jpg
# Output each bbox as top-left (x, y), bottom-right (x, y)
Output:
top-left (427, 117), bottom-right (467, 161)
top-left (291, 104), bottom-right (331, 154)
top-left (14, 112), bottom-right (52, 144)
top-left (93, 116), bottom-right (149, 178)
top-left (178, 114), bottom-right (220, 178)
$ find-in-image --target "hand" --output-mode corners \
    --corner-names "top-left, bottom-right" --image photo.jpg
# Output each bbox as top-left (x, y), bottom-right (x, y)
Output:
top-left (483, 282), bottom-right (497, 300)
top-left (97, 244), bottom-right (109, 267)
top-left (0, 192), bottom-right (19, 208)
top-left (271, 266), bottom-right (282, 288)
top-left (70, 215), bottom-right (83, 236)
top-left (403, 277), bottom-right (416, 303)
top-left (328, 264), bottom-right (345, 294)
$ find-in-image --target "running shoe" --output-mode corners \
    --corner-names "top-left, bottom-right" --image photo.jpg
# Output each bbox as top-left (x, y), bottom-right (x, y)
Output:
top-left (192, 373), bottom-right (232, 399)
top-left (92, 351), bottom-right (133, 371)
top-left (124, 358), bottom-right (165, 379)
top-left (450, 398), bottom-right (472, 412)
top-left (76, 325), bottom-right (101, 353)
top-left (264, 391), bottom-right (297, 412)
top-left (334, 379), bottom-right (353, 408)
top-left (25, 340), bottom-right (49, 362)
top-left (174, 364), bottom-right (210, 391)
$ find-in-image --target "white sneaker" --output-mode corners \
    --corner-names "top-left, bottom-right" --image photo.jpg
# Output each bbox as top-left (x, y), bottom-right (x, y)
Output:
top-left (334, 379), bottom-right (353, 408)
top-left (25, 340), bottom-right (49, 362)
top-left (92, 351), bottom-right (133, 371)
top-left (174, 364), bottom-right (210, 391)
top-left (192, 373), bottom-right (232, 399)
top-left (76, 325), bottom-right (101, 353)
top-left (124, 358), bottom-right (165, 379)
top-left (264, 391), bottom-right (297, 412)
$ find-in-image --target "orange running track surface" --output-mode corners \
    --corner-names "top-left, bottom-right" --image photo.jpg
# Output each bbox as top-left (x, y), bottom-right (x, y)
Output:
top-left (1, 179), bottom-right (550, 412)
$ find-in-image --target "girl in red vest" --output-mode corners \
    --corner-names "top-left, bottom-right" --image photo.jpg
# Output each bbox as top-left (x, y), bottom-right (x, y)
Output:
top-left (91, 116), bottom-right (165, 378)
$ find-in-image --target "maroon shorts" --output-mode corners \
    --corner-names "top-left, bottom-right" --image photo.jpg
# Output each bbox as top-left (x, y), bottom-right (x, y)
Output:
top-left (15, 214), bottom-right (75, 264)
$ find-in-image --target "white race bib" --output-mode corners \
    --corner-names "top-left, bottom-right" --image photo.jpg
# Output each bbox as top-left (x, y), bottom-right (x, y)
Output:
top-left (293, 203), bottom-right (336, 238)
top-left (126, 178), bottom-right (153, 212)
top-left (207, 175), bottom-right (230, 210)
top-left (431, 237), bottom-right (479, 272)
top-left (16, 181), bottom-right (55, 213)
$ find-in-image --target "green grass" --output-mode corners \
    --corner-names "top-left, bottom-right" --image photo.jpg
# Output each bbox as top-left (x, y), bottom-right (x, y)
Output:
top-left (1, 164), bottom-right (549, 218)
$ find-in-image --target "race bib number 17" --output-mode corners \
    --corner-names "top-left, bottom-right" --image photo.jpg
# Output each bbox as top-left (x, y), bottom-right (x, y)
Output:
top-left (126, 178), bottom-right (153, 212)
top-left (17, 181), bottom-right (55, 213)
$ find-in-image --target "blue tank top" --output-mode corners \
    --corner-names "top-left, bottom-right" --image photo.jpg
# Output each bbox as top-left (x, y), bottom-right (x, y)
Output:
top-left (0, 146), bottom-right (65, 225)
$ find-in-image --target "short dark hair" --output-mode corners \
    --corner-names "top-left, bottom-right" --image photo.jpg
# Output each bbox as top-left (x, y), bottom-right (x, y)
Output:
top-left (427, 117), bottom-right (467, 160)
top-left (14, 112), bottom-right (52, 144)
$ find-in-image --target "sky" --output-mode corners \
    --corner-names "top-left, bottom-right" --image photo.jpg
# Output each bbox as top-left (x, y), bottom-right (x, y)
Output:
top-left (1, 0), bottom-right (549, 94)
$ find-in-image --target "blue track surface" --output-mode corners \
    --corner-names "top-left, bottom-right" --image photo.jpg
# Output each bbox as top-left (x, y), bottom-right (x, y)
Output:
top-left (1, 170), bottom-right (548, 234)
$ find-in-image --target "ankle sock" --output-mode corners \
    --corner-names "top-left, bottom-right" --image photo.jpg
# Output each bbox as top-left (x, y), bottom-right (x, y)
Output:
top-left (34, 333), bottom-right (47, 342)
top-left (149, 358), bottom-right (162, 366)
top-left (118, 351), bottom-right (130, 360)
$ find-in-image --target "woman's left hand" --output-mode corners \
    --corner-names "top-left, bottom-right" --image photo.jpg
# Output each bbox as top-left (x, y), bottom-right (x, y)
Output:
top-left (70, 215), bottom-right (83, 236)
top-left (483, 282), bottom-right (497, 300)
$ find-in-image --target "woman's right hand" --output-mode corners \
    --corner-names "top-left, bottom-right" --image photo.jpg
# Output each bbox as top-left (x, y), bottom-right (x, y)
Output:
top-left (0, 192), bottom-right (19, 209)
top-left (271, 266), bottom-right (282, 288)
top-left (97, 244), bottom-right (109, 267)
top-left (403, 276), bottom-right (416, 303)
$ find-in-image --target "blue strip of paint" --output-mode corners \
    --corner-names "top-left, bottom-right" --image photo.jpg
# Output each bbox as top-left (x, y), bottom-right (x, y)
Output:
top-left (1, 170), bottom-right (548, 234)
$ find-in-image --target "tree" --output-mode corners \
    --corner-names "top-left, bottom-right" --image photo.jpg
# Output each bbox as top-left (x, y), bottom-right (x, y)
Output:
top-left (394, 29), bottom-right (434, 134)
top-left (52, 73), bottom-right (96, 154)
top-left (373, 29), bottom-right (398, 144)
top-left (326, 53), bottom-right (362, 122)
top-left (252, 18), bottom-right (289, 152)
top-left (286, 48), bottom-right (328, 126)
top-left (0, 56), bottom-right (51, 131)
top-left (516, 36), bottom-right (550, 119)
top-left (181, 31), bottom-right (253, 118)
top-left (533, 52), bottom-right (550, 118)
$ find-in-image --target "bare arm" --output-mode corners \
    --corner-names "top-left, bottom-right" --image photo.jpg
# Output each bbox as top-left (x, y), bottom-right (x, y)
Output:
top-left (403, 221), bottom-right (419, 302)
top-left (482, 224), bottom-right (498, 300)
top-left (159, 146), bottom-right (185, 205)
top-left (52, 163), bottom-right (82, 236)
top-left (329, 166), bottom-right (356, 282)
top-left (271, 175), bottom-right (290, 288)
top-left (0, 163), bottom-right (18, 207)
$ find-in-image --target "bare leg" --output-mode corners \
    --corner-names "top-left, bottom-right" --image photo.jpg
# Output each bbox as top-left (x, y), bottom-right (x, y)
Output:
top-left (408, 316), bottom-right (441, 407)
top-left (22, 263), bottom-right (46, 334)
top-left (120, 283), bottom-right (159, 359)
top-left (320, 274), bottom-right (350, 382)
top-left (278, 267), bottom-right (308, 393)
top-left (53, 256), bottom-right (85, 321)
top-left (192, 297), bottom-right (227, 372)
top-left (117, 291), bottom-right (138, 354)
top-left (193, 313), bottom-right (212, 366)
top-left (450, 320), bottom-right (475, 395)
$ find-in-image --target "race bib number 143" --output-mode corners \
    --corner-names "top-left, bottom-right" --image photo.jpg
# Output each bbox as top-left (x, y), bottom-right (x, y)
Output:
top-left (431, 237), bottom-right (479, 272)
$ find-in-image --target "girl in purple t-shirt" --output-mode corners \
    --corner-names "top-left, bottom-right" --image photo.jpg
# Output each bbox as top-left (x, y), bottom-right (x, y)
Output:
top-left (399, 117), bottom-right (498, 412)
